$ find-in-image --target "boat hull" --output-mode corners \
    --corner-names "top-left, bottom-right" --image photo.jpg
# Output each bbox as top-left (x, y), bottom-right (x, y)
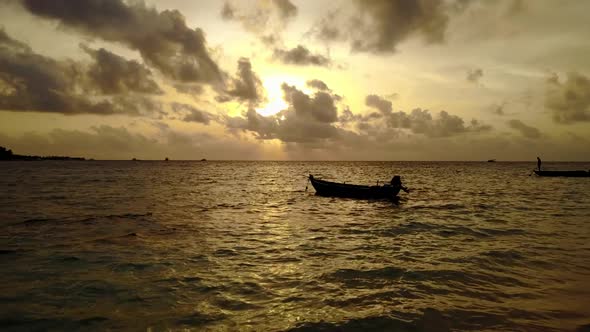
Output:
top-left (309, 175), bottom-right (400, 199)
top-left (534, 170), bottom-right (590, 177)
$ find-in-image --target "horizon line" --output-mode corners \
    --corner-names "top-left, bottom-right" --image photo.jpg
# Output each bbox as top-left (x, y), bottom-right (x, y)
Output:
top-left (14, 159), bottom-right (589, 162)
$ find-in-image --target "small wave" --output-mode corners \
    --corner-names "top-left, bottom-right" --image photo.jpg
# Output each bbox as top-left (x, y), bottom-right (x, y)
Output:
top-left (0, 315), bottom-right (109, 331)
top-left (476, 227), bottom-right (527, 237)
top-left (436, 225), bottom-right (489, 238)
top-left (323, 266), bottom-right (405, 286)
top-left (78, 316), bottom-right (109, 326)
top-left (407, 202), bottom-right (467, 210)
top-left (176, 312), bottom-right (224, 327)
top-left (378, 222), bottom-right (490, 239)
top-left (285, 309), bottom-right (452, 332)
top-left (213, 249), bottom-right (238, 257)
top-left (213, 295), bottom-right (261, 311)
top-left (22, 217), bottom-right (54, 225)
top-left (323, 265), bottom-right (530, 290)
top-left (55, 255), bottom-right (81, 262)
top-left (111, 262), bottom-right (153, 272)
top-left (482, 249), bottom-right (524, 262)
top-left (104, 212), bottom-right (153, 220)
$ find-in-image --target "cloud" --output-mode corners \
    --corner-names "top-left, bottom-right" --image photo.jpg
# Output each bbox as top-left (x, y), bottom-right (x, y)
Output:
top-left (0, 28), bottom-right (31, 52)
top-left (493, 103), bottom-right (505, 116)
top-left (171, 103), bottom-right (212, 124)
top-left (364, 94), bottom-right (491, 137)
top-left (215, 58), bottom-right (265, 106)
top-left (507, 119), bottom-right (541, 138)
top-left (220, 0), bottom-right (297, 45)
top-left (273, 45), bottom-right (331, 66)
top-left (80, 45), bottom-right (162, 95)
top-left (365, 94), bottom-right (393, 114)
top-left (20, 0), bottom-right (222, 84)
top-left (282, 83), bottom-right (338, 123)
top-left (226, 86), bottom-right (491, 149)
top-left (273, 0), bottom-right (297, 20)
top-left (223, 58), bottom-right (264, 104)
top-left (226, 84), bottom-right (346, 143)
top-left (226, 108), bottom-right (343, 144)
top-left (306, 79), bottom-right (330, 91)
top-left (0, 29), bottom-right (161, 115)
top-left (466, 68), bottom-right (483, 83)
top-left (313, 0), bottom-right (452, 53)
top-left (221, 2), bottom-right (235, 20)
top-left (545, 72), bottom-right (590, 124)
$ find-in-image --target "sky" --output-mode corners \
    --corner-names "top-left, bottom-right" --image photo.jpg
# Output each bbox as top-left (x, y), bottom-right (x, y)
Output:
top-left (0, 0), bottom-right (589, 160)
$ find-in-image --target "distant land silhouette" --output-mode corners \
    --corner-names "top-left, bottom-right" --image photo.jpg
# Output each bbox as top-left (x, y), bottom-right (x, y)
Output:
top-left (0, 146), bottom-right (85, 161)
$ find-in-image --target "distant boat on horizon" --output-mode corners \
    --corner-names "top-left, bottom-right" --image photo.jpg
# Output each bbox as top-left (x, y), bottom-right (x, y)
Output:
top-left (200, 158), bottom-right (207, 161)
top-left (487, 159), bottom-right (496, 162)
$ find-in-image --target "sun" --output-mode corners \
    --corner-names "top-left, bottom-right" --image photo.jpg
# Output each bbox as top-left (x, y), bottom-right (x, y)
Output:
top-left (255, 74), bottom-right (309, 117)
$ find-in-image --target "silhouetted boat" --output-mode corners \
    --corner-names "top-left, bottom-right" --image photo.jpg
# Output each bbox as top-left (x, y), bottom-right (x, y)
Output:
top-left (487, 159), bottom-right (496, 162)
top-left (534, 170), bottom-right (590, 177)
top-left (308, 175), bottom-right (401, 199)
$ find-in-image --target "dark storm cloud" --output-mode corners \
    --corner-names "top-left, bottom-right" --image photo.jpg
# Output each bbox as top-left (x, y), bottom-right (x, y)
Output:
top-left (507, 119), bottom-right (541, 139)
top-left (545, 72), bottom-right (590, 124)
top-left (172, 103), bottom-right (212, 124)
top-left (365, 94), bottom-right (490, 137)
top-left (20, 0), bottom-right (222, 84)
top-left (216, 58), bottom-right (264, 105)
top-left (467, 68), bottom-right (484, 83)
top-left (0, 29), bottom-right (161, 115)
top-left (81, 45), bottom-right (162, 95)
top-left (273, 45), bottom-right (331, 66)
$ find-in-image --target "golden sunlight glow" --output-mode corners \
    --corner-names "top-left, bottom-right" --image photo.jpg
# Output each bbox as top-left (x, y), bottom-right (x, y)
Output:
top-left (256, 74), bottom-right (310, 116)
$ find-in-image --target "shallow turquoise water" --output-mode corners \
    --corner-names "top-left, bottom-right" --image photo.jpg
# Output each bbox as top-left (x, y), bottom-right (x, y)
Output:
top-left (1, 161), bottom-right (590, 331)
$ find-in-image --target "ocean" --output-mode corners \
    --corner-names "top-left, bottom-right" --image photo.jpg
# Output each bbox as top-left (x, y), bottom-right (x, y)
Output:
top-left (1, 161), bottom-right (590, 331)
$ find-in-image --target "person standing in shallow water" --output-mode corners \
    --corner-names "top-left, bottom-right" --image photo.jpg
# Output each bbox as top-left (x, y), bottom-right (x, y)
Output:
top-left (537, 156), bottom-right (542, 171)
top-left (391, 175), bottom-right (410, 193)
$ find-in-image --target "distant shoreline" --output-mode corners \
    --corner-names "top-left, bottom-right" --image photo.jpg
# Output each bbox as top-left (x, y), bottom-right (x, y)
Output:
top-left (0, 146), bottom-right (85, 161)
top-left (0, 155), bottom-right (86, 161)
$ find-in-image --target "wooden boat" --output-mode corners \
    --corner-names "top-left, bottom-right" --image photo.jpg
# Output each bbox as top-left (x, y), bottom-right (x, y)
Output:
top-left (308, 175), bottom-right (401, 199)
top-left (534, 170), bottom-right (590, 177)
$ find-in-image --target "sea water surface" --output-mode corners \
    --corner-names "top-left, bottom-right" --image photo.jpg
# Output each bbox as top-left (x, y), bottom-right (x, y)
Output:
top-left (1, 161), bottom-right (590, 331)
